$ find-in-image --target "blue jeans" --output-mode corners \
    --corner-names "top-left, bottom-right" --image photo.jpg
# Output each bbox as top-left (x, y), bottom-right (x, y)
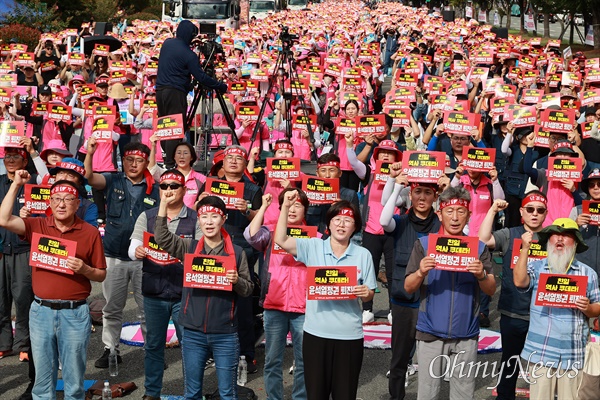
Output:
top-left (263, 309), bottom-right (306, 400)
top-left (181, 328), bottom-right (239, 400)
top-left (29, 299), bottom-right (91, 400)
top-left (143, 296), bottom-right (182, 397)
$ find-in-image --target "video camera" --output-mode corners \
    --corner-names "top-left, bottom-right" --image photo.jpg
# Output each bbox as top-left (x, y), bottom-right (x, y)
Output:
top-left (279, 26), bottom-right (298, 46)
top-left (196, 23), bottom-right (224, 60)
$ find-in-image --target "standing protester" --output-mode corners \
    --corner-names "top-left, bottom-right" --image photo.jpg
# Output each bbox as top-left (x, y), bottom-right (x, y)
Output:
top-left (514, 218), bottom-right (600, 399)
top-left (129, 170), bottom-right (201, 400)
top-left (0, 175), bottom-right (106, 398)
top-left (155, 20), bottom-right (228, 168)
top-left (571, 169), bottom-right (600, 274)
top-left (404, 187), bottom-right (496, 400)
top-left (84, 138), bottom-right (160, 368)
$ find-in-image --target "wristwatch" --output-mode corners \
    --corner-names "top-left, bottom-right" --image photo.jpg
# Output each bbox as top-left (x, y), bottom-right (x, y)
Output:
top-left (477, 270), bottom-right (488, 281)
top-left (244, 208), bottom-right (251, 216)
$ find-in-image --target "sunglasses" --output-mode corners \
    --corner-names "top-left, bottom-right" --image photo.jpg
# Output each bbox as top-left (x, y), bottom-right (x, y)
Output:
top-left (524, 206), bottom-right (547, 214)
top-left (159, 183), bottom-right (183, 190)
top-left (589, 181), bottom-right (600, 189)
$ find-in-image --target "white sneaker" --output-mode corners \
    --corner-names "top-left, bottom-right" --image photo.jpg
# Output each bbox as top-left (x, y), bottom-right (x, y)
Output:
top-left (362, 310), bottom-right (375, 324)
top-left (387, 310), bottom-right (393, 324)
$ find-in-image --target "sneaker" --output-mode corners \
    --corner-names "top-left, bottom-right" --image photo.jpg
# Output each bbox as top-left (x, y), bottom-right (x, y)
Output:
top-left (387, 311), bottom-right (393, 325)
top-left (0, 349), bottom-right (13, 359)
top-left (19, 352), bottom-right (28, 362)
top-left (247, 359), bottom-right (258, 374)
top-left (94, 348), bottom-right (122, 369)
top-left (479, 313), bottom-right (491, 328)
top-left (205, 357), bottom-right (215, 369)
top-left (362, 310), bottom-right (375, 324)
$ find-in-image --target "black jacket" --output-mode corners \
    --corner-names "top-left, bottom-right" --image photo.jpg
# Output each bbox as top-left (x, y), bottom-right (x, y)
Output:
top-left (156, 20), bottom-right (227, 94)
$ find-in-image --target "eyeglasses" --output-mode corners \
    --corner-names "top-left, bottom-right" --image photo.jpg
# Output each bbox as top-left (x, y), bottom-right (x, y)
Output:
top-left (588, 181), bottom-right (600, 189)
top-left (4, 154), bottom-right (23, 160)
top-left (159, 183), bottom-right (183, 190)
top-left (451, 136), bottom-right (470, 142)
top-left (124, 157), bottom-right (146, 165)
top-left (442, 207), bottom-right (469, 217)
top-left (50, 196), bottom-right (77, 205)
top-left (224, 155), bottom-right (245, 162)
top-left (331, 217), bottom-right (354, 226)
top-left (524, 206), bottom-right (547, 214)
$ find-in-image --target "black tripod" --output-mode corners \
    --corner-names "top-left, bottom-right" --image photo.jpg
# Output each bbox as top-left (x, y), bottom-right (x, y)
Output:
top-left (248, 26), bottom-right (318, 161)
top-left (186, 40), bottom-right (239, 174)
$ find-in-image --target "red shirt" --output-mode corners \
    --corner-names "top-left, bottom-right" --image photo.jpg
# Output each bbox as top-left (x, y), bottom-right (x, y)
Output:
top-left (23, 216), bottom-right (107, 300)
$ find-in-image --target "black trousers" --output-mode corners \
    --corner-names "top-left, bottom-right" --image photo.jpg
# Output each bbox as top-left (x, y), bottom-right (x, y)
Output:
top-left (389, 304), bottom-right (418, 400)
top-left (496, 314), bottom-right (529, 400)
top-left (156, 87), bottom-right (188, 169)
top-left (303, 332), bottom-right (363, 400)
top-left (361, 231), bottom-right (394, 311)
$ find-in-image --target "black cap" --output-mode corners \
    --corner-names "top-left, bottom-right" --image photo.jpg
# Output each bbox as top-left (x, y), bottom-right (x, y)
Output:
top-left (39, 85), bottom-right (52, 95)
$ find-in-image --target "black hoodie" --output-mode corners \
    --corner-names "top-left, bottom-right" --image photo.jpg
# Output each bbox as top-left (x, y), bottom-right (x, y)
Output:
top-left (156, 20), bottom-right (227, 94)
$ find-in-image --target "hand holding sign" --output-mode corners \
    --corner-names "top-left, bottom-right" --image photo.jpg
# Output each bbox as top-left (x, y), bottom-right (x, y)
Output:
top-left (465, 259), bottom-right (485, 280)
top-left (353, 284), bottom-right (371, 299)
top-left (226, 269), bottom-right (239, 285)
top-left (66, 256), bottom-right (89, 275)
top-left (419, 256), bottom-right (436, 277)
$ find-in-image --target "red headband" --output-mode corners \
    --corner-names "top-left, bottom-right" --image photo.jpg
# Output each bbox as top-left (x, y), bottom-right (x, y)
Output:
top-left (50, 184), bottom-right (79, 197)
top-left (159, 172), bottom-right (185, 185)
top-left (439, 198), bottom-right (469, 210)
top-left (274, 142), bottom-right (294, 154)
top-left (522, 193), bottom-right (547, 207)
top-left (317, 161), bottom-right (340, 169)
top-left (197, 205), bottom-right (225, 217)
top-left (336, 207), bottom-right (355, 218)
top-left (56, 162), bottom-right (85, 177)
top-left (7, 149), bottom-right (27, 159)
top-left (123, 149), bottom-right (148, 160)
top-left (224, 147), bottom-right (247, 158)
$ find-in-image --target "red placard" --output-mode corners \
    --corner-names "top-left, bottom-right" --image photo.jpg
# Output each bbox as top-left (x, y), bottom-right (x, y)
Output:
top-left (143, 98), bottom-right (157, 108)
top-left (93, 44), bottom-right (110, 57)
top-left (29, 233), bottom-right (77, 275)
top-left (143, 231), bottom-right (179, 265)
top-left (540, 92), bottom-right (561, 109)
top-left (79, 84), bottom-right (97, 102)
top-left (401, 151), bottom-right (446, 183)
top-left (540, 109), bottom-right (575, 133)
top-left (429, 94), bottom-right (456, 112)
top-left (510, 239), bottom-right (546, 268)
top-left (426, 234), bottom-right (479, 272)
top-left (229, 81), bottom-right (246, 96)
top-left (31, 102), bottom-right (47, 117)
top-left (467, 67), bottom-right (489, 82)
top-left (535, 273), bottom-right (587, 308)
top-left (521, 89), bottom-right (543, 104)
top-left (306, 266), bottom-right (357, 300)
top-left (265, 158), bottom-right (301, 181)
top-left (235, 105), bottom-right (259, 122)
top-left (342, 76), bottom-right (363, 92)
top-left (336, 118), bottom-right (357, 137)
top-left (109, 70), bottom-right (127, 85)
top-left (47, 104), bottom-right (72, 123)
top-left (183, 254), bottom-right (234, 291)
top-left (374, 160), bottom-right (391, 185)
top-left (271, 225), bottom-right (317, 255)
top-left (534, 125), bottom-right (551, 148)
top-left (443, 111), bottom-right (480, 136)
top-left (291, 113), bottom-right (317, 133)
top-left (153, 114), bottom-right (185, 140)
top-left (393, 72), bottom-right (418, 88)
top-left (582, 200), bottom-right (600, 225)
top-left (0, 121), bottom-right (25, 146)
top-left (510, 105), bottom-right (537, 128)
top-left (0, 87), bottom-right (11, 103)
top-left (204, 178), bottom-right (244, 209)
top-left (92, 115), bottom-right (115, 143)
top-left (356, 114), bottom-right (386, 138)
top-left (24, 184), bottom-right (51, 214)
top-left (546, 157), bottom-right (583, 182)
top-left (301, 176), bottom-right (340, 204)
top-left (384, 107), bottom-right (411, 128)
top-left (461, 147), bottom-right (496, 172)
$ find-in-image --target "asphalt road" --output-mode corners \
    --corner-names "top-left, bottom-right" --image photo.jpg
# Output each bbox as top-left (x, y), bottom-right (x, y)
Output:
top-left (501, 14), bottom-right (586, 46)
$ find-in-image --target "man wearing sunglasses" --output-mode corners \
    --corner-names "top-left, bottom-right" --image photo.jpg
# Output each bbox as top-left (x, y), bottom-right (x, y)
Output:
top-left (85, 138), bottom-right (160, 369)
top-left (128, 169), bottom-right (200, 400)
top-left (478, 191), bottom-right (548, 399)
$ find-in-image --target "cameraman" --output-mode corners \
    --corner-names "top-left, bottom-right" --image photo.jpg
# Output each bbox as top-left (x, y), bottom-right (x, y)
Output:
top-left (156, 20), bottom-right (228, 168)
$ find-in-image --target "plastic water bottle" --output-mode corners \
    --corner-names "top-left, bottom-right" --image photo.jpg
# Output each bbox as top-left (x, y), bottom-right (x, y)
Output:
top-left (108, 348), bottom-right (118, 377)
top-left (237, 355), bottom-right (248, 386)
top-left (101, 381), bottom-right (112, 399)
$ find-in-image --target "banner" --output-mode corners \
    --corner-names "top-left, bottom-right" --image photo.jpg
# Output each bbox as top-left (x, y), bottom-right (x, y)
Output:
top-left (401, 151), bottom-right (445, 183)
top-left (272, 225), bottom-right (317, 255)
top-left (143, 231), bottom-right (179, 265)
top-left (204, 178), bottom-right (245, 209)
top-left (153, 114), bottom-right (185, 140)
top-left (546, 157), bottom-right (583, 182)
top-left (461, 147), bottom-right (496, 172)
top-left (301, 176), bottom-right (340, 204)
top-left (29, 233), bottom-right (77, 275)
top-left (306, 266), bottom-right (357, 300)
top-left (183, 254), bottom-right (234, 291)
top-left (427, 234), bottom-right (479, 272)
top-left (535, 273), bottom-right (587, 308)
top-left (24, 184), bottom-right (51, 214)
top-left (265, 158), bottom-right (301, 181)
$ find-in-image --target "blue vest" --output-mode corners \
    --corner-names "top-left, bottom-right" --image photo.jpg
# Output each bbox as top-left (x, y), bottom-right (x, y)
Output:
top-left (416, 235), bottom-right (487, 339)
top-left (498, 226), bottom-right (534, 317)
top-left (143, 207), bottom-right (198, 301)
top-left (103, 173), bottom-right (160, 259)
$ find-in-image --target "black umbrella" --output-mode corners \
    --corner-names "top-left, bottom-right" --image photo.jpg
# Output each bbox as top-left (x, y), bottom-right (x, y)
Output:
top-left (82, 35), bottom-right (122, 56)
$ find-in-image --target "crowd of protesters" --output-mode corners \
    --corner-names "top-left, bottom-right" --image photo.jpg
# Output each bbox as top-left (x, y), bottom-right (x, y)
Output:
top-left (1, 0), bottom-right (600, 399)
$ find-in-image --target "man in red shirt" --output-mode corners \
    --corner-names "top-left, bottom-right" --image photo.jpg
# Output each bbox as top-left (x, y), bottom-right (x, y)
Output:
top-left (0, 172), bottom-right (106, 399)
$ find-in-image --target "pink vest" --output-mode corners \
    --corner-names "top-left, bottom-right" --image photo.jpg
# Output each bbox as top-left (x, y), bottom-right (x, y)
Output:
top-left (364, 175), bottom-right (385, 235)
top-left (460, 174), bottom-right (493, 235)
top-left (544, 181), bottom-right (575, 227)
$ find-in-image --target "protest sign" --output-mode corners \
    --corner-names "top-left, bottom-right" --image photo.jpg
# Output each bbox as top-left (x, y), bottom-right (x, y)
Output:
top-left (535, 274), bottom-right (587, 308)
top-left (427, 234), bottom-right (479, 272)
top-left (306, 266), bottom-right (357, 300)
top-left (204, 178), bottom-right (245, 209)
top-left (301, 176), bottom-right (340, 204)
top-left (29, 233), bottom-right (77, 275)
top-left (183, 254), bottom-right (234, 291)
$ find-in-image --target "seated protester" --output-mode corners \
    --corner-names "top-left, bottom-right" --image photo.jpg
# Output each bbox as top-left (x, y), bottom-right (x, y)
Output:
top-left (514, 219), bottom-right (600, 399)
top-left (570, 169), bottom-right (600, 274)
top-left (354, 114), bottom-right (417, 161)
top-left (578, 107), bottom-right (600, 171)
top-left (243, 188), bottom-right (313, 400)
top-left (153, 195), bottom-right (253, 400)
top-left (523, 138), bottom-right (586, 227)
top-left (148, 137), bottom-right (206, 210)
top-left (273, 101), bottom-right (322, 161)
top-left (479, 192), bottom-right (548, 399)
top-left (233, 100), bottom-right (270, 154)
top-left (22, 138), bottom-right (72, 185)
top-left (274, 195), bottom-right (376, 400)
top-left (132, 96), bottom-right (165, 165)
top-left (404, 186), bottom-right (496, 400)
top-left (306, 153), bottom-right (360, 234)
top-left (380, 165), bottom-right (441, 400)
top-left (129, 169), bottom-right (201, 399)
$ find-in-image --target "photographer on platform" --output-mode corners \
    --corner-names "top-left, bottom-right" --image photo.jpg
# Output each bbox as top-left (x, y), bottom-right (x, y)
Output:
top-left (156, 20), bottom-right (228, 168)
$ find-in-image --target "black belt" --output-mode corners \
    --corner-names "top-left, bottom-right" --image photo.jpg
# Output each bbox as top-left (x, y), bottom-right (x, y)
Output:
top-left (34, 298), bottom-right (87, 310)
